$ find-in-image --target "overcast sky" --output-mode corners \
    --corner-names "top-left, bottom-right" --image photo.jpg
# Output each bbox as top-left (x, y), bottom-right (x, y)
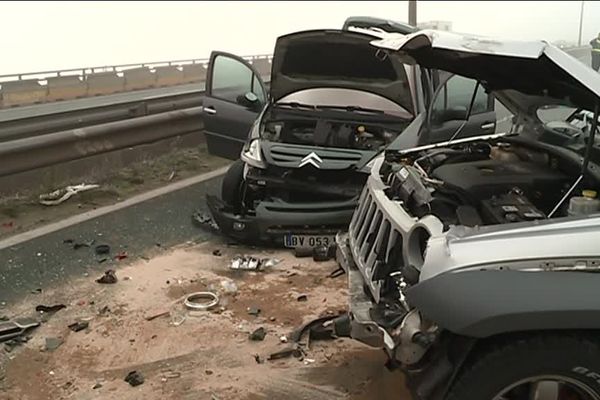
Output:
top-left (1, 1), bottom-right (598, 75)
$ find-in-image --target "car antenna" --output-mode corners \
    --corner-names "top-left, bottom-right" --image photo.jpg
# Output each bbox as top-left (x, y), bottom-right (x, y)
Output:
top-left (447, 81), bottom-right (481, 142)
top-left (548, 101), bottom-right (599, 218)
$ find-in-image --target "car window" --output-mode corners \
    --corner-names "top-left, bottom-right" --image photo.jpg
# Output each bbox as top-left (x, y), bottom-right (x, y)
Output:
top-left (211, 55), bottom-right (254, 103)
top-left (252, 74), bottom-right (265, 103)
top-left (432, 75), bottom-right (488, 117)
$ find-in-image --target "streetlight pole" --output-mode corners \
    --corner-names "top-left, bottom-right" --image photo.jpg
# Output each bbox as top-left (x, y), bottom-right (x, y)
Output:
top-left (578, 0), bottom-right (585, 46)
top-left (409, 0), bottom-right (417, 27)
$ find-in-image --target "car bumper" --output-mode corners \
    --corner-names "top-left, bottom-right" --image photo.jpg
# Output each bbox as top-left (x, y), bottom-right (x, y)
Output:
top-left (206, 195), bottom-right (357, 245)
top-left (335, 231), bottom-right (396, 354)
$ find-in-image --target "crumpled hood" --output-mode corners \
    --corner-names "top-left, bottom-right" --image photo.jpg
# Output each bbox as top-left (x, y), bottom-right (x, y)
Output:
top-left (370, 30), bottom-right (600, 117)
top-left (270, 29), bottom-right (414, 114)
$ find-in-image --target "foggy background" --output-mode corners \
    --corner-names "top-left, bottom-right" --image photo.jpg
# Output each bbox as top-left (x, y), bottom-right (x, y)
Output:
top-left (0, 1), bottom-right (598, 75)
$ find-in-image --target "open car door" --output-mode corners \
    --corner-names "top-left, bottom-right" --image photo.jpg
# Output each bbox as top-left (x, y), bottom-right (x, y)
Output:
top-left (423, 72), bottom-right (497, 143)
top-left (203, 52), bottom-right (267, 160)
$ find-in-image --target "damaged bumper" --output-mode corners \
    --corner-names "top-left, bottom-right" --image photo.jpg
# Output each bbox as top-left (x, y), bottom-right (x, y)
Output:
top-left (206, 195), bottom-right (356, 245)
top-left (335, 231), bottom-right (396, 353)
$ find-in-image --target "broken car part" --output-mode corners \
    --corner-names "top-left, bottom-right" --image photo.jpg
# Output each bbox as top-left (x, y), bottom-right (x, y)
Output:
top-left (39, 183), bottom-right (99, 206)
top-left (183, 292), bottom-right (219, 311)
top-left (94, 244), bottom-right (110, 255)
top-left (35, 304), bottom-right (66, 313)
top-left (124, 370), bottom-right (145, 387)
top-left (249, 327), bottom-right (266, 341)
top-left (68, 321), bottom-right (89, 332)
top-left (95, 270), bottom-right (117, 284)
top-left (0, 318), bottom-right (39, 343)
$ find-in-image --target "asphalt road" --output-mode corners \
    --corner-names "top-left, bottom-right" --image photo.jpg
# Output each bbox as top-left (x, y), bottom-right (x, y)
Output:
top-left (0, 176), bottom-right (222, 304)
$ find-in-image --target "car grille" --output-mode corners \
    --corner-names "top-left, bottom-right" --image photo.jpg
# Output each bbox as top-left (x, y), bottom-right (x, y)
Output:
top-left (268, 145), bottom-right (363, 168)
top-left (347, 162), bottom-right (437, 303)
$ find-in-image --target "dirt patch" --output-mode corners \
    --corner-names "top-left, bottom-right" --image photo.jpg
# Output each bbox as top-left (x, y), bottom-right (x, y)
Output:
top-left (0, 143), bottom-right (230, 240)
top-left (0, 241), bottom-right (410, 400)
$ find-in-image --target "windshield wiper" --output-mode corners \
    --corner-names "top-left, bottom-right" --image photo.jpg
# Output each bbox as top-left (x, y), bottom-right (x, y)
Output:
top-left (315, 105), bottom-right (384, 114)
top-left (276, 102), bottom-right (316, 110)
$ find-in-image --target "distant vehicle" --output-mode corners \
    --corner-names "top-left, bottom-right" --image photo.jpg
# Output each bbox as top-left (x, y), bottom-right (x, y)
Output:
top-left (201, 17), bottom-right (496, 247)
top-left (335, 29), bottom-right (600, 400)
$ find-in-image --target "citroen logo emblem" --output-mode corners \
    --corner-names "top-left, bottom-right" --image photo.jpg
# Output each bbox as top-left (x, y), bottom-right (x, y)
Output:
top-left (298, 152), bottom-right (322, 168)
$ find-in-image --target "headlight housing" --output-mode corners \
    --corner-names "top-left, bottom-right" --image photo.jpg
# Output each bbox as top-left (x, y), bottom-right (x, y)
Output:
top-left (241, 139), bottom-right (266, 169)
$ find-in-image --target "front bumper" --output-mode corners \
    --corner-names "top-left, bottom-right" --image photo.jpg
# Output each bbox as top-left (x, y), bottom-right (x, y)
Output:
top-left (206, 195), bottom-right (356, 245)
top-left (335, 231), bottom-right (396, 353)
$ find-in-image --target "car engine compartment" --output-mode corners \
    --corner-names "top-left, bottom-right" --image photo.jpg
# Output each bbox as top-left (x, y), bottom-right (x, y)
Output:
top-left (262, 106), bottom-right (409, 151)
top-left (383, 138), bottom-right (598, 228)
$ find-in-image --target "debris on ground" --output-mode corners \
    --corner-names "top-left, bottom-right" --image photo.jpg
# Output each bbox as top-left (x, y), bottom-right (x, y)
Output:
top-left (45, 337), bottom-right (64, 351)
top-left (1, 221), bottom-right (14, 229)
top-left (290, 315), bottom-right (340, 344)
top-left (114, 251), bottom-right (128, 261)
top-left (230, 255), bottom-right (260, 271)
top-left (191, 211), bottom-right (219, 231)
top-left (67, 321), bottom-right (89, 332)
top-left (144, 308), bottom-right (170, 321)
top-left (169, 307), bottom-right (186, 326)
top-left (329, 267), bottom-right (345, 279)
top-left (35, 304), bottom-right (66, 313)
top-left (124, 370), bottom-right (145, 387)
top-left (249, 327), bottom-right (266, 341)
top-left (253, 354), bottom-right (264, 364)
top-left (219, 279), bottom-right (238, 294)
top-left (94, 244), bottom-right (110, 255)
top-left (30, 288), bottom-right (42, 294)
top-left (39, 183), bottom-right (100, 206)
top-left (0, 319), bottom-right (39, 343)
top-left (247, 307), bottom-right (261, 316)
top-left (73, 240), bottom-right (95, 250)
top-left (267, 344), bottom-right (305, 361)
top-left (296, 294), bottom-right (308, 302)
top-left (312, 245), bottom-right (331, 262)
top-left (212, 249), bottom-right (222, 256)
top-left (280, 335), bottom-right (288, 343)
top-left (96, 270), bottom-right (118, 284)
top-left (183, 292), bottom-right (219, 311)
top-left (92, 382), bottom-right (103, 389)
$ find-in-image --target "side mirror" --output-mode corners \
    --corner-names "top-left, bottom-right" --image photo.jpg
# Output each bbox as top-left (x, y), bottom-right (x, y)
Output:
top-left (237, 92), bottom-right (261, 110)
top-left (435, 106), bottom-right (468, 123)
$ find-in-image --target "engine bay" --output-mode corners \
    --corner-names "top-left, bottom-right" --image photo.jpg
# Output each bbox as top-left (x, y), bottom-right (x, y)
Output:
top-left (383, 139), bottom-right (598, 228)
top-left (262, 106), bottom-right (408, 151)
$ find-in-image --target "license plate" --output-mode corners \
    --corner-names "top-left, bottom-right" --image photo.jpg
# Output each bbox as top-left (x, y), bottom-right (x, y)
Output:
top-left (284, 234), bottom-right (333, 248)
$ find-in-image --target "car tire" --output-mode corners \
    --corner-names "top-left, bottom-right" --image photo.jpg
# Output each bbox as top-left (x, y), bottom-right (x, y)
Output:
top-left (221, 160), bottom-right (245, 214)
top-left (445, 333), bottom-right (600, 400)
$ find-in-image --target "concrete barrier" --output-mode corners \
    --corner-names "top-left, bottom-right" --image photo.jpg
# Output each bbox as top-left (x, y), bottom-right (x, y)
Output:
top-left (86, 72), bottom-right (125, 96)
top-left (0, 80), bottom-right (48, 107)
top-left (181, 64), bottom-right (206, 83)
top-left (251, 58), bottom-right (271, 79)
top-left (123, 67), bottom-right (156, 91)
top-left (154, 66), bottom-right (184, 87)
top-left (46, 76), bottom-right (87, 101)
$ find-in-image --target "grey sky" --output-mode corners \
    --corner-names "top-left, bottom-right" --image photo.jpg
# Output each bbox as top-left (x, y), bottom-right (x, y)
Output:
top-left (1, 1), bottom-right (598, 75)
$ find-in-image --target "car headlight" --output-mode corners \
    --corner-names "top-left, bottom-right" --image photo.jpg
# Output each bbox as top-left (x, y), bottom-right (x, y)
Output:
top-left (241, 139), bottom-right (266, 169)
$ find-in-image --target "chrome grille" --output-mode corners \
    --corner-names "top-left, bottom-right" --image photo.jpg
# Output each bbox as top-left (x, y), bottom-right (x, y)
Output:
top-left (268, 145), bottom-right (362, 166)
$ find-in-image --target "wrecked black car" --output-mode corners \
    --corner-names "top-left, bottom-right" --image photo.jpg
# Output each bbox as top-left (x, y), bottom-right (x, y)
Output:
top-left (202, 22), bottom-right (496, 247)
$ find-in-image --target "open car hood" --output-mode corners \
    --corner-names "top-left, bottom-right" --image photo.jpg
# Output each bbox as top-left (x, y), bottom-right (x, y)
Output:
top-left (370, 30), bottom-right (600, 118)
top-left (270, 29), bottom-right (414, 114)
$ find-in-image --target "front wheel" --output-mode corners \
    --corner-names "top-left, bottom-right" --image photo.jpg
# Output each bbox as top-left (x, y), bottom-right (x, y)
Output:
top-left (446, 333), bottom-right (600, 400)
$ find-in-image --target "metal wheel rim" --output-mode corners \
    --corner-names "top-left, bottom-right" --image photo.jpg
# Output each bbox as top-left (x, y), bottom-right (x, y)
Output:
top-left (493, 375), bottom-right (600, 400)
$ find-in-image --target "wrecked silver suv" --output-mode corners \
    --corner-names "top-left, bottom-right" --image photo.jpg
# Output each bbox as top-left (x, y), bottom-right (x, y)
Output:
top-left (336, 30), bottom-right (600, 400)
